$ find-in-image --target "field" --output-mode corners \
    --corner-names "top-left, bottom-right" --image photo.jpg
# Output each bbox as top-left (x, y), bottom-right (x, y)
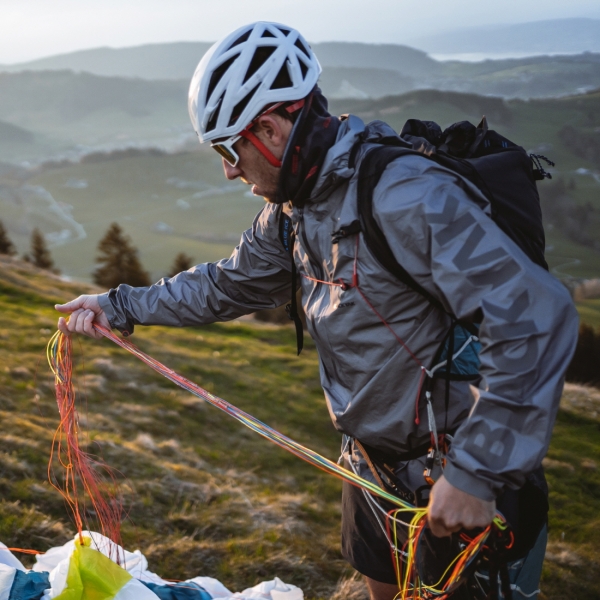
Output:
top-left (1, 257), bottom-right (600, 598)
top-left (4, 149), bottom-right (265, 281)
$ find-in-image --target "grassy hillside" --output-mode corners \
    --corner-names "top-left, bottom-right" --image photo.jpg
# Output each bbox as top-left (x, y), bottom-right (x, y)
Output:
top-left (0, 258), bottom-right (599, 598)
top-left (0, 71), bottom-right (191, 161)
top-left (2, 148), bottom-right (264, 281)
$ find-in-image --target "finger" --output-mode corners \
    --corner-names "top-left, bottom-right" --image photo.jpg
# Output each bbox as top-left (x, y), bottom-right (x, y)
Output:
top-left (83, 310), bottom-right (102, 339)
top-left (68, 309), bottom-right (86, 333)
top-left (55, 298), bottom-right (83, 313)
top-left (73, 309), bottom-right (90, 335)
top-left (427, 516), bottom-right (457, 538)
top-left (57, 317), bottom-right (71, 336)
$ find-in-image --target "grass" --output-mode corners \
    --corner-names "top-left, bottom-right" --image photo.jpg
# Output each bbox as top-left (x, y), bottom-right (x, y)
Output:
top-left (577, 299), bottom-right (600, 329)
top-left (0, 256), bottom-right (599, 598)
top-left (17, 149), bottom-right (266, 281)
top-left (0, 256), bottom-right (349, 598)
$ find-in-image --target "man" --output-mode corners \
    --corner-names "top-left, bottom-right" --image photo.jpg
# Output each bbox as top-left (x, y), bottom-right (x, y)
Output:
top-left (56, 22), bottom-right (578, 600)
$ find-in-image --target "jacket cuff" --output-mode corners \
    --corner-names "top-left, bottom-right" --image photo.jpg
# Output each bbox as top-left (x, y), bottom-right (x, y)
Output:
top-left (97, 289), bottom-right (135, 337)
top-left (443, 461), bottom-right (497, 502)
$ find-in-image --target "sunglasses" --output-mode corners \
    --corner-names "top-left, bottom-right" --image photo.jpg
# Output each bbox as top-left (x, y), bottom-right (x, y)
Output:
top-left (210, 102), bottom-right (286, 168)
top-left (211, 134), bottom-right (242, 167)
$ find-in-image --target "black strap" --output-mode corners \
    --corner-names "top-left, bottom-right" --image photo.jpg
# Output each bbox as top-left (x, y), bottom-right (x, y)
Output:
top-left (279, 210), bottom-right (304, 354)
top-left (286, 256), bottom-right (304, 355)
top-left (356, 146), bottom-right (449, 315)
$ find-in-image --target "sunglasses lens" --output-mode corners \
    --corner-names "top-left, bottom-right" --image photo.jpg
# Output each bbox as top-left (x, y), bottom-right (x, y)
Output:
top-left (212, 143), bottom-right (238, 166)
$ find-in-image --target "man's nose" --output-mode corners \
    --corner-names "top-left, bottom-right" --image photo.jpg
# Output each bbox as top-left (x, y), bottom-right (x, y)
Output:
top-left (223, 159), bottom-right (242, 180)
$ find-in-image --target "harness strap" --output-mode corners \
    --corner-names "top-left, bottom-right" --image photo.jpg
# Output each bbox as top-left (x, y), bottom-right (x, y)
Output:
top-left (353, 439), bottom-right (415, 505)
top-left (354, 439), bottom-right (387, 490)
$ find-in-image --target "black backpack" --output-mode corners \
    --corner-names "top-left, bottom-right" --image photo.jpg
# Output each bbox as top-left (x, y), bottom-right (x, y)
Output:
top-left (349, 117), bottom-right (552, 316)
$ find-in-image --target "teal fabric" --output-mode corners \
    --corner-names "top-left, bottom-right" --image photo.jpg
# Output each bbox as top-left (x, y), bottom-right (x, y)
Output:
top-left (143, 581), bottom-right (212, 600)
top-left (435, 324), bottom-right (481, 377)
top-left (9, 570), bottom-right (50, 600)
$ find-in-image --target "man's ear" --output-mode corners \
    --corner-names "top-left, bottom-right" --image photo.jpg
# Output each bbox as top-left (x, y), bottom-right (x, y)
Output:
top-left (255, 115), bottom-right (290, 147)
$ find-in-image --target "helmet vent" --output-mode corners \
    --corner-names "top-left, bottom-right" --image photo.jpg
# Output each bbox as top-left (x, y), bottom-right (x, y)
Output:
top-left (207, 54), bottom-right (238, 102)
top-left (229, 30), bottom-right (252, 49)
top-left (261, 30), bottom-right (276, 38)
top-left (294, 38), bottom-right (310, 57)
top-left (298, 58), bottom-right (309, 80)
top-left (205, 94), bottom-right (224, 133)
top-left (228, 83), bottom-right (260, 127)
top-left (277, 27), bottom-right (290, 36)
top-left (244, 46), bottom-right (277, 83)
top-left (271, 61), bottom-right (293, 89)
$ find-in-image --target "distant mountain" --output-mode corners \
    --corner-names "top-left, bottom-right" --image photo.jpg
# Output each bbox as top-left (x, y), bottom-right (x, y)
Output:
top-left (408, 18), bottom-right (600, 56)
top-left (0, 70), bottom-right (187, 122)
top-left (0, 41), bottom-right (439, 81)
top-left (314, 42), bottom-right (442, 78)
top-left (0, 42), bottom-right (213, 81)
top-left (0, 120), bottom-right (34, 143)
top-left (321, 66), bottom-right (415, 99)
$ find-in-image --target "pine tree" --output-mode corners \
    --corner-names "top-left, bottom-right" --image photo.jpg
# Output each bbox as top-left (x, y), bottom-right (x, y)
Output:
top-left (168, 252), bottom-right (194, 278)
top-left (0, 220), bottom-right (16, 255)
top-left (93, 222), bottom-right (151, 288)
top-left (566, 323), bottom-right (600, 386)
top-left (27, 228), bottom-right (57, 271)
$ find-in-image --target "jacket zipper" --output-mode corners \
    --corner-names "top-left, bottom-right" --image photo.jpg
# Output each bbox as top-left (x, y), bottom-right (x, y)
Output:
top-left (296, 208), bottom-right (326, 285)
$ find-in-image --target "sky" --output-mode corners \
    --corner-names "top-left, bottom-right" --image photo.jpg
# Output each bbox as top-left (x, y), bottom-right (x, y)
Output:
top-left (2, 0), bottom-right (600, 64)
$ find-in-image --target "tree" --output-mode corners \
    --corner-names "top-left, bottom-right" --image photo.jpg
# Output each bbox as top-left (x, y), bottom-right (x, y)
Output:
top-left (0, 220), bottom-right (16, 255)
top-left (93, 223), bottom-right (151, 288)
top-left (566, 323), bottom-right (600, 387)
top-left (25, 228), bottom-right (57, 271)
top-left (168, 252), bottom-right (194, 278)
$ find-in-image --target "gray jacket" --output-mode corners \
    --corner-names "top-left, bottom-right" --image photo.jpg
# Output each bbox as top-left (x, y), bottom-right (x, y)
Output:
top-left (99, 116), bottom-right (578, 501)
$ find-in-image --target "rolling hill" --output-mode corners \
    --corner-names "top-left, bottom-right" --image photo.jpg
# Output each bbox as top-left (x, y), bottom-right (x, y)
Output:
top-left (2, 41), bottom-right (600, 100)
top-left (0, 256), bottom-right (599, 598)
top-left (0, 41), bottom-right (440, 81)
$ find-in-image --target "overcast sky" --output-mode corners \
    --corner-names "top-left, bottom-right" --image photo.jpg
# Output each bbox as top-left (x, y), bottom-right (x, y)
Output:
top-left (2, 0), bottom-right (600, 64)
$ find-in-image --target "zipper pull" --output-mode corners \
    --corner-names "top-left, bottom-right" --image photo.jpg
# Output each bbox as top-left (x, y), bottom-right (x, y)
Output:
top-left (331, 220), bottom-right (362, 244)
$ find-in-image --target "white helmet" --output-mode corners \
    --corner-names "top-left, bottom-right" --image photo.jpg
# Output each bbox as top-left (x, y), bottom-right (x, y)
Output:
top-left (188, 22), bottom-right (321, 143)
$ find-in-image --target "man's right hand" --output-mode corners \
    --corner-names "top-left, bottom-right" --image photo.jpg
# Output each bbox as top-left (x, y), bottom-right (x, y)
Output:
top-left (55, 295), bottom-right (111, 340)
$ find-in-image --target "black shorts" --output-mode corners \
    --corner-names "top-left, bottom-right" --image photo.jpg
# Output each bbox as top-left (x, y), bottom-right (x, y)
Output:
top-left (340, 479), bottom-right (402, 584)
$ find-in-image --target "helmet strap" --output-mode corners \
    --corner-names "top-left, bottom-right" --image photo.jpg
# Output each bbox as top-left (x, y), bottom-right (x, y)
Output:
top-left (240, 129), bottom-right (282, 168)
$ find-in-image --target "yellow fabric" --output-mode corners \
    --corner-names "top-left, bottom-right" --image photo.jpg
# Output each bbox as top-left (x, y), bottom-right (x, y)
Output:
top-left (54, 537), bottom-right (132, 600)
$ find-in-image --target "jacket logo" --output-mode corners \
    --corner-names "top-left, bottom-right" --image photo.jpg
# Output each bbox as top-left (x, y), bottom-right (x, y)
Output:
top-left (335, 301), bottom-right (355, 310)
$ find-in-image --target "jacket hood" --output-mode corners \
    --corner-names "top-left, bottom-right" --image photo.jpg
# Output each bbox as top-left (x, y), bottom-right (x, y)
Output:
top-left (308, 116), bottom-right (401, 204)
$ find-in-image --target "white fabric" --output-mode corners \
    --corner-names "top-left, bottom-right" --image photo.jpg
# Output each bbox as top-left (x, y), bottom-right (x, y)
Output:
top-left (33, 532), bottom-right (167, 586)
top-left (3, 535), bottom-right (304, 600)
top-left (114, 578), bottom-right (160, 600)
top-left (0, 544), bottom-right (25, 572)
top-left (217, 577), bottom-right (303, 600)
top-left (188, 576), bottom-right (233, 598)
top-left (0, 564), bottom-right (17, 600)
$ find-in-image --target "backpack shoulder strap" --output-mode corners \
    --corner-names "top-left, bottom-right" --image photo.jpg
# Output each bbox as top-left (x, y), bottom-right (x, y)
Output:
top-left (357, 145), bottom-right (448, 315)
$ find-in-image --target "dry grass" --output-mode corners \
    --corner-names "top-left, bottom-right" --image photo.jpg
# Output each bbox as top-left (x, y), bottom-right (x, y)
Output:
top-left (0, 259), bottom-right (599, 598)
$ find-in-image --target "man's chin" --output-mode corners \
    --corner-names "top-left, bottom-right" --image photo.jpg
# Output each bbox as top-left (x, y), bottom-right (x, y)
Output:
top-left (253, 187), bottom-right (277, 203)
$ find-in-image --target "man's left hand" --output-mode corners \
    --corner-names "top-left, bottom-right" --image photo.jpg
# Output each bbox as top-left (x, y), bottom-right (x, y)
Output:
top-left (428, 475), bottom-right (495, 537)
